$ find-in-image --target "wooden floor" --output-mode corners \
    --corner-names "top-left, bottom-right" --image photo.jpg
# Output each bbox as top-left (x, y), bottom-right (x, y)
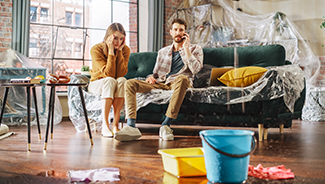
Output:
top-left (0, 119), bottom-right (325, 184)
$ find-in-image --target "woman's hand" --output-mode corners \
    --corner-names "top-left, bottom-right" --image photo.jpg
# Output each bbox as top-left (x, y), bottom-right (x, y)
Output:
top-left (106, 35), bottom-right (115, 50)
top-left (118, 37), bottom-right (126, 50)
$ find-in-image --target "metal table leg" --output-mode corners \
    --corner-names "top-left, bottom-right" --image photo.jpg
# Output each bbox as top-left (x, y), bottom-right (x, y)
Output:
top-left (0, 87), bottom-right (9, 127)
top-left (26, 86), bottom-right (31, 151)
top-left (78, 86), bottom-right (93, 145)
top-left (50, 88), bottom-right (55, 139)
top-left (32, 87), bottom-right (41, 139)
top-left (44, 86), bottom-right (55, 150)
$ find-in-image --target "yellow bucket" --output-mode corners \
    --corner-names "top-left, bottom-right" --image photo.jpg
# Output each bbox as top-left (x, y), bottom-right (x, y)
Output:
top-left (158, 147), bottom-right (206, 177)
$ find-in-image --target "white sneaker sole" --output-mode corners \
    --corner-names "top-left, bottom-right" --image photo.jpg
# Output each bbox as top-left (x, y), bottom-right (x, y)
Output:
top-left (161, 136), bottom-right (174, 141)
top-left (101, 133), bottom-right (114, 138)
top-left (114, 134), bottom-right (141, 141)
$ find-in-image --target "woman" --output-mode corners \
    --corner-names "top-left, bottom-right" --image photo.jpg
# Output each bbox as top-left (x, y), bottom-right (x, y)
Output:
top-left (88, 23), bottom-right (130, 137)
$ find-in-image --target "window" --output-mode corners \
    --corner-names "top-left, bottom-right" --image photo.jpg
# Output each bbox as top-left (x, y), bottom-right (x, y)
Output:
top-left (29, 0), bottom-right (138, 92)
top-left (65, 42), bottom-right (73, 55)
top-left (75, 43), bottom-right (82, 52)
top-left (30, 6), bottom-right (37, 22)
top-left (75, 13), bottom-right (81, 26)
top-left (41, 8), bottom-right (48, 17)
top-left (65, 12), bottom-right (72, 25)
top-left (40, 7), bottom-right (49, 23)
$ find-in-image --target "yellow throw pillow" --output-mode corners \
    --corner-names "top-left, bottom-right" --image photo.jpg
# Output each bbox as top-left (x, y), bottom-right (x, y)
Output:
top-left (218, 66), bottom-right (267, 87)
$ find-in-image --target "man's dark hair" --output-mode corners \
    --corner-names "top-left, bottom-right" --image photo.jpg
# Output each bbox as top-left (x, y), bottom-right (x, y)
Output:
top-left (171, 18), bottom-right (187, 30)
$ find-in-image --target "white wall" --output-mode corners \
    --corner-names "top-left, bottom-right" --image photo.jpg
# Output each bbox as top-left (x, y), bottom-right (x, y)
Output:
top-left (139, 0), bottom-right (148, 52)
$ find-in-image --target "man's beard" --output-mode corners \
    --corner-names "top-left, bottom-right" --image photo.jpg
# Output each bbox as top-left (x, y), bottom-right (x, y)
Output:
top-left (174, 35), bottom-right (183, 43)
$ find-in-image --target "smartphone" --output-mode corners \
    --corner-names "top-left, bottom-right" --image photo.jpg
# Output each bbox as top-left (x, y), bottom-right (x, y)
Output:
top-left (181, 32), bottom-right (188, 41)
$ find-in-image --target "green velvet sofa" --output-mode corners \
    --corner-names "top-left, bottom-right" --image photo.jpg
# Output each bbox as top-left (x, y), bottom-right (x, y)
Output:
top-left (124, 44), bottom-right (306, 141)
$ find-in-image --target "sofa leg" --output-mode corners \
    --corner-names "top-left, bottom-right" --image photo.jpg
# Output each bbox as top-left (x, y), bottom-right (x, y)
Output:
top-left (263, 128), bottom-right (268, 140)
top-left (258, 124), bottom-right (264, 142)
top-left (279, 124), bottom-right (284, 134)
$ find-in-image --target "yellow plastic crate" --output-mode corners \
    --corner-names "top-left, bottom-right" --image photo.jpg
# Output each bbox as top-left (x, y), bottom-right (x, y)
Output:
top-left (158, 147), bottom-right (206, 177)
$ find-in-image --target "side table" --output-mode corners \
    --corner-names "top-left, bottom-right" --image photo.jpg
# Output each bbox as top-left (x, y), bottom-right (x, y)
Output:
top-left (0, 83), bottom-right (42, 151)
top-left (44, 83), bottom-right (93, 150)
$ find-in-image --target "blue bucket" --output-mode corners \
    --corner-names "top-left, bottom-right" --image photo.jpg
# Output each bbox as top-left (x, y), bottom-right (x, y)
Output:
top-left (200, 129), bottom-right (256, 183)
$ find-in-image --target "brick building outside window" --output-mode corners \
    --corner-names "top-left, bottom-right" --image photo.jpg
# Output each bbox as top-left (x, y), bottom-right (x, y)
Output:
top-left (28, 0), bottom-right (138, 91)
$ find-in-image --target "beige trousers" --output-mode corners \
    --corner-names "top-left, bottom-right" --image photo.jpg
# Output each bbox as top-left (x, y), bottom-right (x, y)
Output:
top-left (89, 77), bottom-right (126, 99)
top-left (125, 75), bottom-right (190, 120)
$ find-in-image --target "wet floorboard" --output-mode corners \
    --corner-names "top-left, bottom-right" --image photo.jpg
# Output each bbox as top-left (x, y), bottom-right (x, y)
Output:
top-left (0, 119), bottom-right (325, 184)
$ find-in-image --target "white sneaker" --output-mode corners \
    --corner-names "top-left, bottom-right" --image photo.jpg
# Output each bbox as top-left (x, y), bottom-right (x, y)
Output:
top-left (101, 123), bottom-right (113, 137)
top-left (159, 125), bottom-right (174, 141)
top-left (114, 126), bottom-right (142, 141)
top-left (113, 127), bottom-right (120, 134)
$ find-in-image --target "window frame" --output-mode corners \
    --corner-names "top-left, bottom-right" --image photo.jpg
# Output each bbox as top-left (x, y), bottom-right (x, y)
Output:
top-left (29, 0), bottom-right (139, 90)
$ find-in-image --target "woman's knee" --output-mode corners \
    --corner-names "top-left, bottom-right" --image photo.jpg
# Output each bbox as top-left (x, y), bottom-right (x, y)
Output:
top-left (117, 77), bottom-right (127, 89)
top-left (102, 77), bottom-right (117, 90)
top-left (117, 77), bottom-right (127, 84)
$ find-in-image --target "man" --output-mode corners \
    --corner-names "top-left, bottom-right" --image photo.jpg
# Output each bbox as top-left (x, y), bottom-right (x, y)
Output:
top-left (114, 18), bottom-right (203, 141)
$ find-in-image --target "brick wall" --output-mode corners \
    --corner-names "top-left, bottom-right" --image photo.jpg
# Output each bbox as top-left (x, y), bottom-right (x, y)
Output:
top-left (164, 0), bottom-right (182, 47)
top-left (0, 0), bottom-right (12, 52)
top-left (129, 0), bottom-right (137, 52)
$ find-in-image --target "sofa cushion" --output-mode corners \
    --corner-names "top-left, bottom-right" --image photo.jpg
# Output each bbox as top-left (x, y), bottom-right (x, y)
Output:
top-left (218, 66), bottom-right (267, 87)
top-left (125, 52), bottom-right (157, 79)
top-left (125, 45), bottom-right (286, 80)
top-left (202, 44), bottom-right (286, 67)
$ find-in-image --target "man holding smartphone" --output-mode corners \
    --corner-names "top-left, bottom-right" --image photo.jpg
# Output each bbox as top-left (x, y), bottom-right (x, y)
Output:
top-left (114, 18), bottom-right (203, 141)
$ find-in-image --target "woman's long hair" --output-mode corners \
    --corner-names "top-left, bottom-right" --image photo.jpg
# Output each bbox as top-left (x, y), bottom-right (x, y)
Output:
top-left (102, 22), bottom-right (126, 57)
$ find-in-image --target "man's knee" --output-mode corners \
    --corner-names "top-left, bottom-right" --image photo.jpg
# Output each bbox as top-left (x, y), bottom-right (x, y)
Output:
top-left (125, 79), bottom-right (138, 87)
top-left (175, 75), bottom-right (190, 87)
top-left (176, 75), bottom-right (189, 81)
top-left (125, 79), bottom-right (141, 93)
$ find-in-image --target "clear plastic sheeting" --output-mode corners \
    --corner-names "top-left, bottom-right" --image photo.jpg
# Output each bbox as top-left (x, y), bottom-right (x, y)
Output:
top-left (0, 49), bottom-right (62, 126)
top-left (68, 75), bottom-right (100, 132)
top-left (68, 75), bottom-right (173, 132)
top-left (301, 87), bottom-right (325, 121)
top-left (169, 0), bottom-right (320, 88)
top-left (136, 89), bottom-right (174, 111)
top-left (68, 65), bottom-right (303, 130)
top-left (68, 75), bottom-right (124, 132)
top-left (68, 64), bottom-right (305, 129)
top-left (136, 65), bottom-right (304, 114)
